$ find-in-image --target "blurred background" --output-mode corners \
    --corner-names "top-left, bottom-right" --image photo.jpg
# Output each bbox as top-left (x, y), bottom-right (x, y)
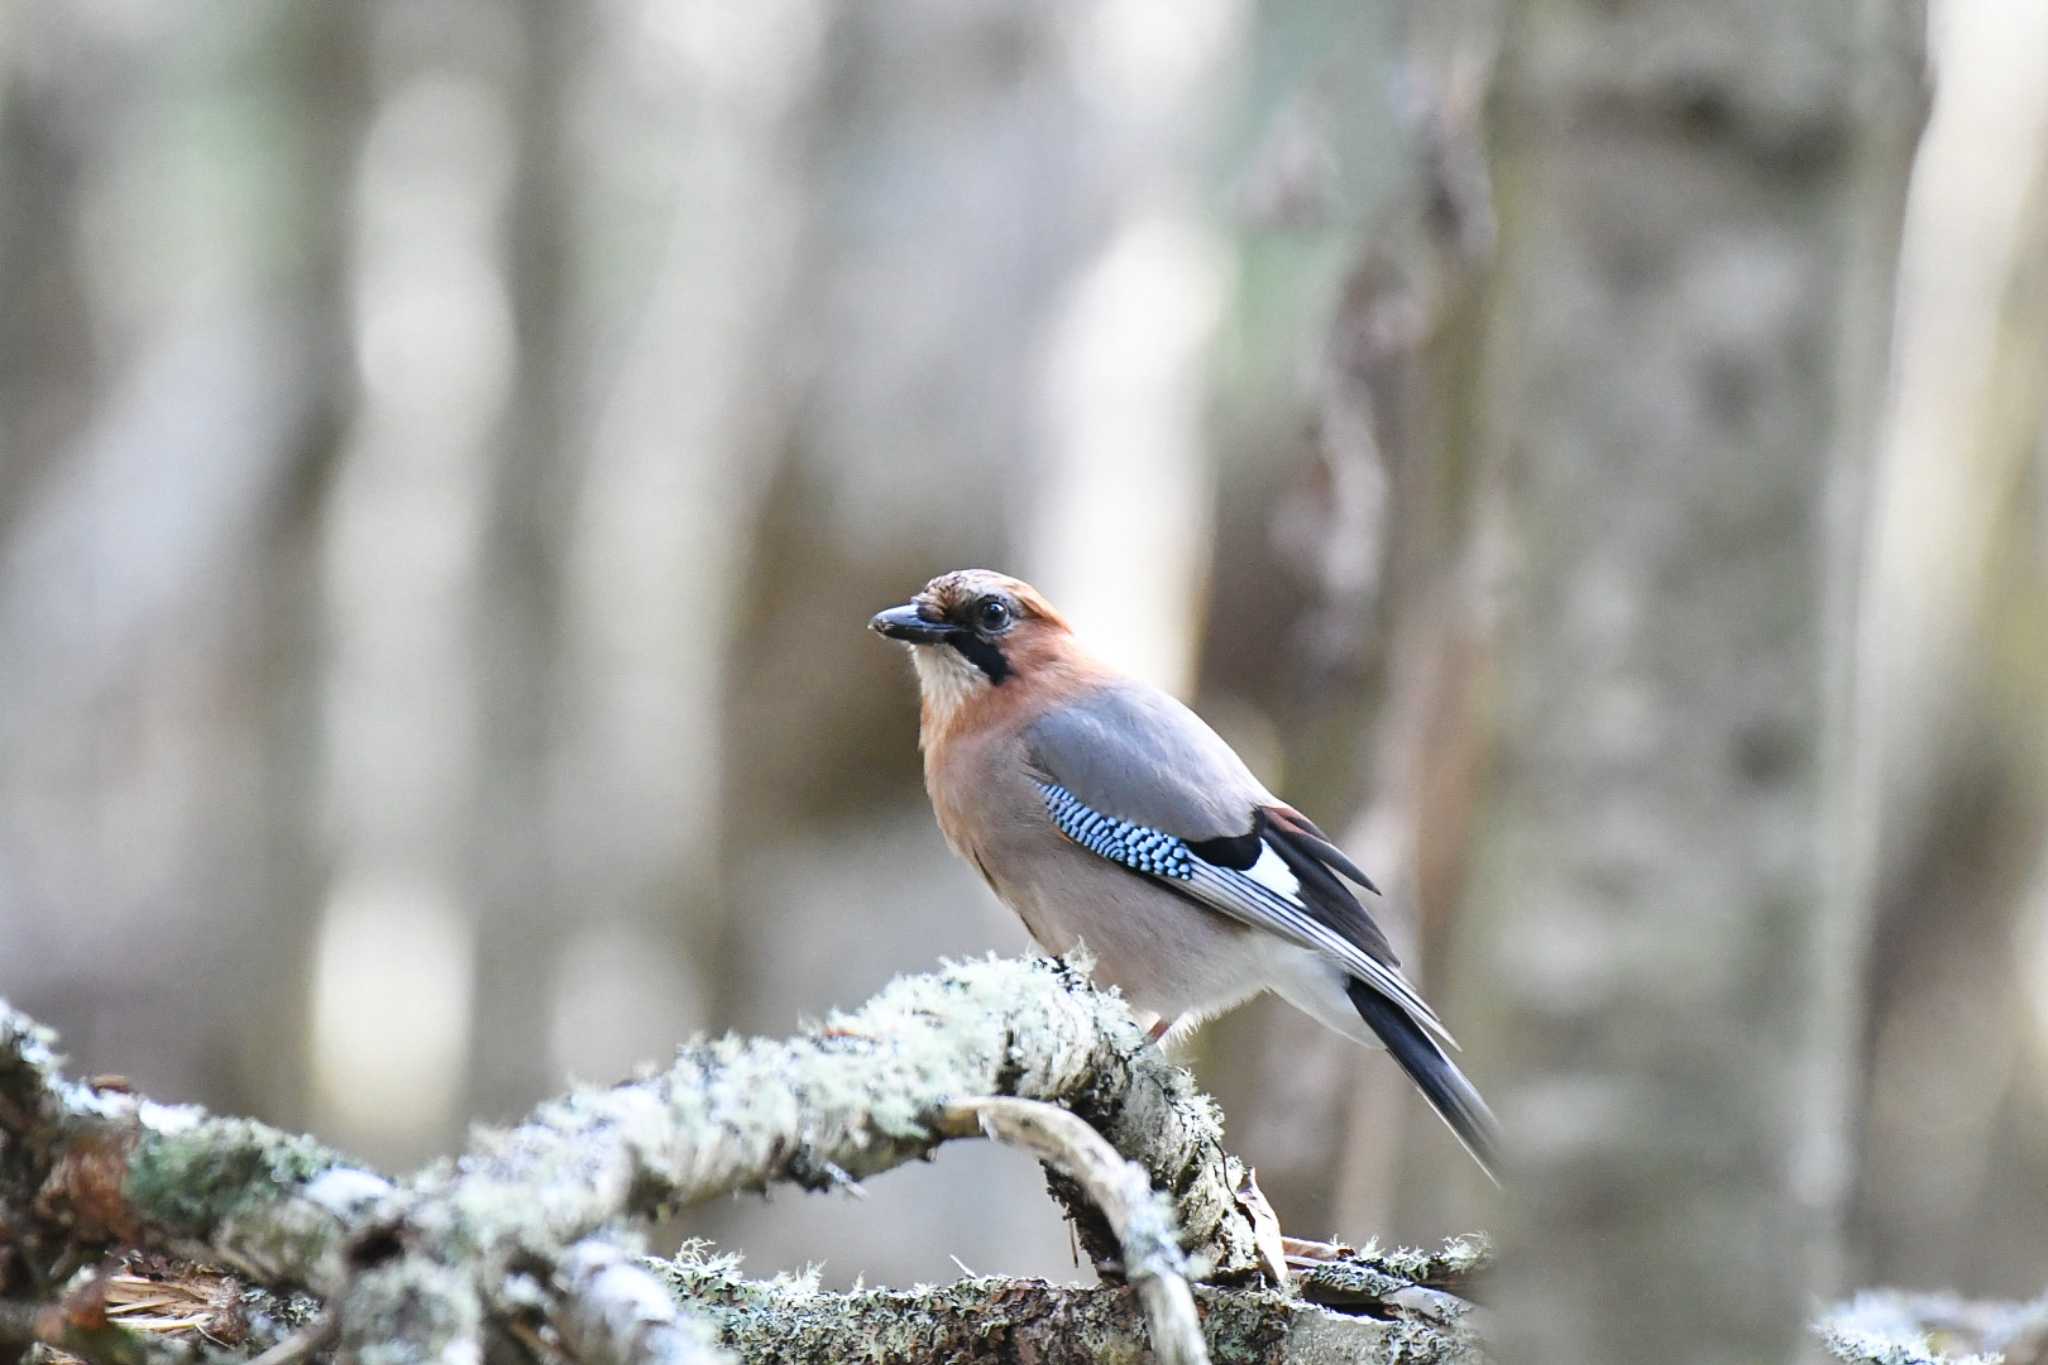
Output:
top-left (1, 0), bottom-right (2044, 1356)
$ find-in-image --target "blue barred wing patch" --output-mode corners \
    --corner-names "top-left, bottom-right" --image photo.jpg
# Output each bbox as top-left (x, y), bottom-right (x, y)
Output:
top-left (1036, 782), bottom-right (1193, 880)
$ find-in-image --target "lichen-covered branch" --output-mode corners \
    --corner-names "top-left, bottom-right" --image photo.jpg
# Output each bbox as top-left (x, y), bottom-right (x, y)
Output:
top-left (1286, 1233), bottom-right (1492, 1310)
top-left (327, 954), bottom-right (1269, 1357)
top-left (654, 1245), bottom-right (1489, 1365)
top-left (0, 1009), bottom-right (393, 1297)
top-left (937, 1097), bottom-right (1208, 1365)
top-left (1818, 1289), bottom-right (2048, 1365)
top-left (374, 951), bottom-right (1264, 1278)
top-left (551, 1240), bottom-right (731, 1365)
top-left (2, 958), bottom-right (1284, 1364)
top-left (6, 957), bottom-right (1261, 1298)
top-left (2, 959), bottom-right (1489, 1365)
top-left (10, 971), bottom-right (2034, 1365)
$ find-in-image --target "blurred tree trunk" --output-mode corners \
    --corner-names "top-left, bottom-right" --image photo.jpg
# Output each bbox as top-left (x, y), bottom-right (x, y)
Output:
top-left (233, 1), bottom-right (364, 1136)
top-left (1196, 0), bottom-right (1500, 1245)
top-left (465, 0), bottom-right (571, 1126)
top-left (1194, 0), bottom-right (1432, 1241)
top-left (311, 0), bottom-right (531, 1165)
top-left (0, 1), bottom-right (359, 1122)
top-left (540, 0), bottom-right (825, 1102)
top-left (1318, 7), bottom-right (1501, 1242)
top-left (1852, 1), bottom-right (2048, 1294)
top-left (1445, 5), bottom-right (1926, 1363)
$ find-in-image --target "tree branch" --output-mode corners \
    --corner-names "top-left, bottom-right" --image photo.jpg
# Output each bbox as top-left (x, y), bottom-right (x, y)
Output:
top-left (7, 956), bottom-right (1264, 1299)
top-left (654, 1243), bottom-right (1489, 1365)
top-left (936, 1097), bottom-right (1207, 1365)
top-left (2, 957), bottom-right (1484, 1363)
top-left (0, 1009), bottom-right (392, 1297)
top-left (553, 1239), bottom-right (732, 1365)
top-left (1818, 1289), bottom-right (2048, 1365)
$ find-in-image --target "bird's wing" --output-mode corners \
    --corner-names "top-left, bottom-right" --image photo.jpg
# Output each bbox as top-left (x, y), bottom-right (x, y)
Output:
top-left (1024, 684), bottom-right (1449, 1044)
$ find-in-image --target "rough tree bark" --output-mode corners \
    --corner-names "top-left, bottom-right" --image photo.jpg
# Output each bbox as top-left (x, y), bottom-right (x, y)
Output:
top-left (0, 957), bottom-right (1487, 1365)
top-left (1445, 3), bottom-right (1928, 1363)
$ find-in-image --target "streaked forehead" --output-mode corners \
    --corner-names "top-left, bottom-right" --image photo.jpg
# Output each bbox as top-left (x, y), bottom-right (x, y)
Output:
top-left (918, 569), bottom-right (1027, 607)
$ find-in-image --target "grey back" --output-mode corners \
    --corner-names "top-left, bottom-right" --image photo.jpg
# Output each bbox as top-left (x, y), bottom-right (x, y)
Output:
top-left (1024, 681), bottom-right (1272, 842)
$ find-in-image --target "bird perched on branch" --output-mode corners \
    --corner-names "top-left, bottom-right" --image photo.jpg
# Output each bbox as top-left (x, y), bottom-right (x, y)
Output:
top-left (871, 569), bottom-right (1499, 1183)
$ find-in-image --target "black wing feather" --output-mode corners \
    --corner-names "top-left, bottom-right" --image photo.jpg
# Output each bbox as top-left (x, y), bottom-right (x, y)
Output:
top-left (1261, 816), bottom-right (1398, 968)
top-left (1271, 808), bottom-right (1380, 894)
top-left (1348, 978), bottom-right (1501, 1184)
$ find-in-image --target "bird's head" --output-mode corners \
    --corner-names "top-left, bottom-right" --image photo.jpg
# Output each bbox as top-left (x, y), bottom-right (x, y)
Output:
top-left (869, 570), bottom-right (1075, 726)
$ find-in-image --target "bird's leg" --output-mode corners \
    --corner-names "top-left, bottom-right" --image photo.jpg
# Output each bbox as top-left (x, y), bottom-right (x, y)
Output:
top-left (1144, 1016), bottom-right (1175, 1046)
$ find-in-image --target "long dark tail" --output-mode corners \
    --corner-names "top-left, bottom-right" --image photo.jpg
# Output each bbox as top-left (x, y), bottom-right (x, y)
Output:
top-left (1347, 978), bottom-right (1502, 1185)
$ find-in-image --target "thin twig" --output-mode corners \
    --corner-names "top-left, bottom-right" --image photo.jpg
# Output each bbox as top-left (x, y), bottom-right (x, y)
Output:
top-left (937, 1097), bottom-right (1209, 1365)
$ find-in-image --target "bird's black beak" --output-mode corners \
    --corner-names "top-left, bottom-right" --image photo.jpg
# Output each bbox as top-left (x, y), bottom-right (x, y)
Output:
top-left (869, 602), bottom-right (955, 645)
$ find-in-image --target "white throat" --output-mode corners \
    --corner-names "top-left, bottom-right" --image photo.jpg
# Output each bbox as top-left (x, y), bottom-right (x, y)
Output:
top-left (910, 644), bottom-right (989, 728)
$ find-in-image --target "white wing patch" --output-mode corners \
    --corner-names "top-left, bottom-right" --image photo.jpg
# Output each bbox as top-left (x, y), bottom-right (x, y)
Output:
top-left (1243, 843), bottom-right (1301, 901)
top-left (1182, 861), bottom-right (1454, 1048)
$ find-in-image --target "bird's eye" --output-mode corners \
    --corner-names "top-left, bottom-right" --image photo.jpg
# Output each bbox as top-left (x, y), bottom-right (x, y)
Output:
top-left (977, 598), bottom-right (1013, 632)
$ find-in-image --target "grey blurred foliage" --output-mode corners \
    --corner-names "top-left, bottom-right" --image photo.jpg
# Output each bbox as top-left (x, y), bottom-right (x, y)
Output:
top-left (1, 0), bottom-right (2045, 1356)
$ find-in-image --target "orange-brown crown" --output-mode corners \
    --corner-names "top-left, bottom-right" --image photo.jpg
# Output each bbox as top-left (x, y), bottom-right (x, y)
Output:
top-left (871, 570), bottom-right (1103, 742)
top-left (910, 569), bottom-right (1071, 635)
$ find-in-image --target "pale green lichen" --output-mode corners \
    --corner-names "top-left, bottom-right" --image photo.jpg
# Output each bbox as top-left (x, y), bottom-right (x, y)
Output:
top-left (126, 1122), bottom-right (344, 1236)
top-left (119, 1120), bottom-right (385, 1292)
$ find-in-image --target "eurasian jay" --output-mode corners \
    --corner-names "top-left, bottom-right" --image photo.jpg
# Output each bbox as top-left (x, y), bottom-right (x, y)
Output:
top-left (871, 569), bottom-right (1500, 1183)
